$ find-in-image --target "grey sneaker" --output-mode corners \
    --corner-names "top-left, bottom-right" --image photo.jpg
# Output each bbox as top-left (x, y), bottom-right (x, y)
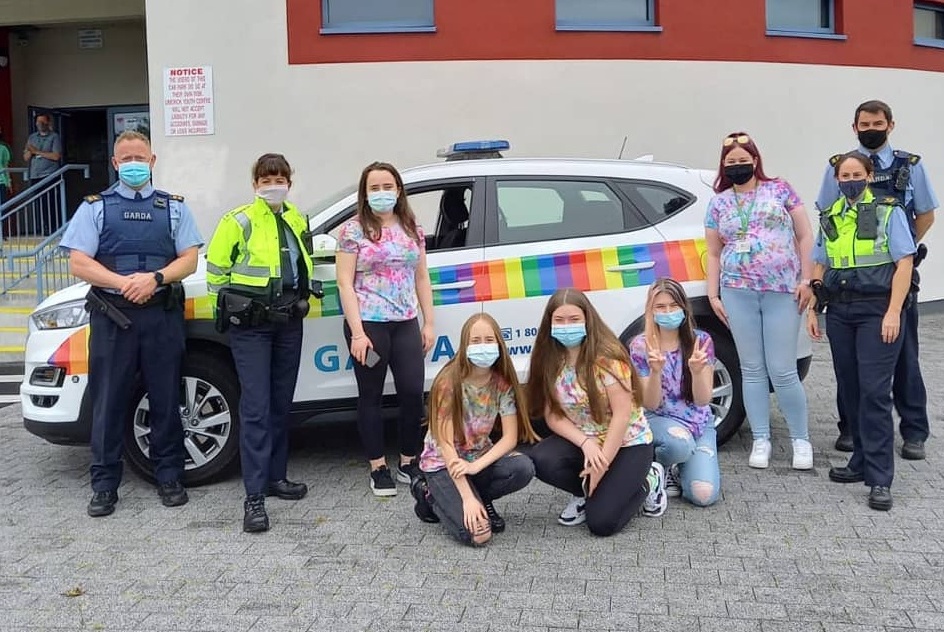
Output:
top-left (557, 495), bottom-right (586, 526)
top-left (665, 464), bottom-right (681, 498)
top-left (642, 462), bottom-right (668, 517)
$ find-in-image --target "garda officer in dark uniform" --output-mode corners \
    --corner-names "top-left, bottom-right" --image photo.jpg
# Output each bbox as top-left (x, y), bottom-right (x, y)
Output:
top-left (205, 153), bottom-right (322, 533)
top-left (808, 152), bottom-right (917, 511)
top-left (817, 100), bottom-right (937, 459)
top-left (60, 131), bottom-right (204, 517)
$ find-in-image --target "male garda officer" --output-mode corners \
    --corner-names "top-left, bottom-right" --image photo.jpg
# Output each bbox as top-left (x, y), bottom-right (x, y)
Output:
top-left (817, 100), bottom-right (937, 460)
top-left (60, 131), bottom-right (204, 517)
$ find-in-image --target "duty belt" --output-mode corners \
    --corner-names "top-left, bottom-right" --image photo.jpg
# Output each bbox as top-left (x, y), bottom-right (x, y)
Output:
top-left (832, 290), bottom-right (890, 303)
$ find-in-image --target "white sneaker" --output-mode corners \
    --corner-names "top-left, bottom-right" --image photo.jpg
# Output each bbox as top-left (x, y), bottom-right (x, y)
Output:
top-left (642, 462), bottom-right (668, 517)
top-left (792, 439), bottom-right (814, 470)
top-left (749, 439), bottom-right (771, 469)
top-left (557, 495), bottom-right (586, 526)
top-left (665, 464), bottom-right (681, 498)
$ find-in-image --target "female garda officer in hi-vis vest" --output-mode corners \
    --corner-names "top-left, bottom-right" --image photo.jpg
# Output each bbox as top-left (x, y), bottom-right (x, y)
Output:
top-left (807, 152), bottom-right (916, 512)
top-left (206, 153), bottom-right (320, 533)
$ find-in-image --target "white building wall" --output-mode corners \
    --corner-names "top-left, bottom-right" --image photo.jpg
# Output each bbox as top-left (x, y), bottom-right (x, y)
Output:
top-left (145, 0), bottom-right (944, 301)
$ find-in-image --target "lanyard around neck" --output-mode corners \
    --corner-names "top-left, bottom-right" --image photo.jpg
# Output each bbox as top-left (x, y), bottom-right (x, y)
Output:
top-left (732, 189), bottom-right (756, 236)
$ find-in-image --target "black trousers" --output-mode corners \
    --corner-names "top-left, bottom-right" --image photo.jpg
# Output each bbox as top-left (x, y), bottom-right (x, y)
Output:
top-left (343, 318), bottom-right (425, 461)
top-left (827, 300), bottom-right (903, 487)
top-left (837, 297), bottom-right (928, 442)
top-left (88, 304), bottom-right (186, 492)
top-left (229, 316), bottom-right (304, 496)
top-left (526, 435), bottom-right (654, 537)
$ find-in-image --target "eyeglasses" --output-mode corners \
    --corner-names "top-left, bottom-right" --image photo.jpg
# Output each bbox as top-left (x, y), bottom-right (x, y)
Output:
top-left (722, 134), bottom-right (751, 147)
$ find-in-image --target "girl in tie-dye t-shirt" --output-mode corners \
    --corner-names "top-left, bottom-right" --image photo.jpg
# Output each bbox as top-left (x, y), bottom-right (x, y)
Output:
top-left (525, 289), bottom-right (666, 538)
top-left (412, 313), bottom-right (537, 547)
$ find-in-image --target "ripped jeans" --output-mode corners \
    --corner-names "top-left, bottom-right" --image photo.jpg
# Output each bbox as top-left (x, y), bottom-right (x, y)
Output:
top-left (648, 414), bottom-right (721, 507)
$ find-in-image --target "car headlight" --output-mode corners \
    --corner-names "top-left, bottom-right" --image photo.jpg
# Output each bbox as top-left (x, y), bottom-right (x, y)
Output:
top-left (31, 300), bottom-right (90, 330)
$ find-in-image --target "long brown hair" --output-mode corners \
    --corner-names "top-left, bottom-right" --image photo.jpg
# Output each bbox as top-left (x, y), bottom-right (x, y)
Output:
top-left (356, 161), bottom-right (421, 244)
top-left (527, 288), bottom-right (640, 425)
top-left (644, 278), bottom-right (698, 403)
top-left (428, 313), bottom-right (538, 448)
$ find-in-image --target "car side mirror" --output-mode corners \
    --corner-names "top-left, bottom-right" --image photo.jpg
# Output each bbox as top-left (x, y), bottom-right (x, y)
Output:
top-left (310, 234), bottom-right (338, 262)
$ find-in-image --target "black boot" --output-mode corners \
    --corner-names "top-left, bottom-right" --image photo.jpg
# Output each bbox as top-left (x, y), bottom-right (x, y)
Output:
top-left (483, 500), bottom-right (505, 533)
top-left (243, 494), bottom-right (270, 533)
top-left (410, 477), bottom-right (439, 524)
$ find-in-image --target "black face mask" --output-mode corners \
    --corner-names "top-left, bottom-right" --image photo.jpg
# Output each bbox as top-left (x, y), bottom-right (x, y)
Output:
top-left (858, 129), bottom-right (887, 150)
top-left (724, 164), bottom-right (755, 186)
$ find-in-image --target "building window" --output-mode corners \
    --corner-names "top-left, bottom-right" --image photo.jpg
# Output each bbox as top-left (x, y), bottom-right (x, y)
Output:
top-left (766, 0), bottom-right (835, 35)
top-left (915, 4), bottom-right (944, 48)
top-left (321, 0), bottom-right (435, 34)
top-left (555, 0), bottom-right (661, 32)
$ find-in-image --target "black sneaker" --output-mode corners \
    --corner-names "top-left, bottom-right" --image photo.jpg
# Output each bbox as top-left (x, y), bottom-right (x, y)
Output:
top-left (243, 494), bottom-right (269, 533)
top-left (266, 479), bottom-right (308, 500)
top-left (370, 466), bottom-right (397, 497)
top-left (410, 476), bottom-right (439, 523)
top-left (87, 490), bottom-right (118, 517)
top-left (395, 458), bottom-right (421, 485)
top-left (901, 441), bottom-right (926, 461)
top-left (483, 500), bottom-right (505, 533)
top-left (158, 481), bottom-right (189, 507)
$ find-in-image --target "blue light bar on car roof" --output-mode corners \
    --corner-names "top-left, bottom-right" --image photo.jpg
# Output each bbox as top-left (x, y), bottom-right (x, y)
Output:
top-left (437, 139), bottom-right (511, 161)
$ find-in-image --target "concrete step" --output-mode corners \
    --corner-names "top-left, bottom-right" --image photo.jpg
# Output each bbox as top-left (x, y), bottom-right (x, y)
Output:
top-left (0, 361), bottom-right (23, 407)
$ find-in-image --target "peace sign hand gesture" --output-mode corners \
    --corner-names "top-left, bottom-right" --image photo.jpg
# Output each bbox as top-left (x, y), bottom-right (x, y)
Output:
top-left (646, 342), bottom-right (666, 374)
top-left (688, 336), bottom-right (712, 374)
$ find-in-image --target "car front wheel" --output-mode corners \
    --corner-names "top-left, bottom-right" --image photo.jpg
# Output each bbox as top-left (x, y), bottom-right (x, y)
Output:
top-left (123, 350), bottom-right (241, 486)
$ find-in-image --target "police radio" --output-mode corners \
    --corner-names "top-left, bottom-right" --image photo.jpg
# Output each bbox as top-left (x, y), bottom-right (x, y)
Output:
top-left (856, 203), bottom-right (878, 240)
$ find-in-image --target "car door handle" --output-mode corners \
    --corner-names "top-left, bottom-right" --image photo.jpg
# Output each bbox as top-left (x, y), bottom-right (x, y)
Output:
top-left (431, 281), bottom-right (476, 291)
top-left (606, 262), bottom-right (655, 272)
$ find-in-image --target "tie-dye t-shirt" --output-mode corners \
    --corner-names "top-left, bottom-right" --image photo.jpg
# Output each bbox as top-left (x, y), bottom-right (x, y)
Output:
top-left (704, 178), bottom-right (803, 293)
top-left (419, 375), bottom-right (518, 473)
top-left (554, 359), bottom-right (652, 448)
top-left (628, 331), bottom-right (715, 438)
top-left (337, 218), bottom-right (425, 322)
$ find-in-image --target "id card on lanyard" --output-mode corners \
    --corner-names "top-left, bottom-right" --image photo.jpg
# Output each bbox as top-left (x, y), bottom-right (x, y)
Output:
top-left (732, 190), bottom-right (756, 255)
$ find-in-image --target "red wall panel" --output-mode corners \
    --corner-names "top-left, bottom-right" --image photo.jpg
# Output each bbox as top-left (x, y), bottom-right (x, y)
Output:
top-left (286, 0), bottom-right (944, 73)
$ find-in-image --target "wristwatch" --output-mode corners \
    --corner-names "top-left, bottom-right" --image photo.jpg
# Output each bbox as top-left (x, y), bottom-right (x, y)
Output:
top-left (153, 271), bottom-right (165, 286)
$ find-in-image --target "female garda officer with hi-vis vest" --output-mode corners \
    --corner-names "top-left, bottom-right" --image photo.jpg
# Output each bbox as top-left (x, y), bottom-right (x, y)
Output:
top-left (807, 152), bottom-right (916, 512)
top-left (206, 153), bottom-right (321, 533)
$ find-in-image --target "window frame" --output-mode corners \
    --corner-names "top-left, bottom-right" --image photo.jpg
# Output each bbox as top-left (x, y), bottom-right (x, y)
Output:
top-left (614, 179), bottom-right (696, 227)
top-left (483, 176), bottom-right (649, 247)
top-left (320, 0), bottom-right (436, 35)
top-left (915, 3), bottom-right (944, 49)
top-left (765, 0), bottom-right (846, 41)
top-left (554, 0), bottom-right (662, 33)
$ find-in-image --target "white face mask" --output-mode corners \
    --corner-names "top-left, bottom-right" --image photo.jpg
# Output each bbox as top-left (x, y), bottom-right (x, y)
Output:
top-left (257, 184), bottom-right (289, 206)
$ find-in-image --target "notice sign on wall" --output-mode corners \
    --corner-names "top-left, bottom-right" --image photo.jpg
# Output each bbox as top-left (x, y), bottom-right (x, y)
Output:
top-left (163, 66), bottom-right (215, 137)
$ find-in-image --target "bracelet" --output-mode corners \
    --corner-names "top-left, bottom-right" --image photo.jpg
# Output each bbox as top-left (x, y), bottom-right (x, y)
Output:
top-left (579, 437), bottom-right (590, 449)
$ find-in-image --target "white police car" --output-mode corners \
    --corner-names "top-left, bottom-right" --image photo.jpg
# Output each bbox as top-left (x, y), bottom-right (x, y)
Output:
top-left (22, 141), bottom-right (813, 485)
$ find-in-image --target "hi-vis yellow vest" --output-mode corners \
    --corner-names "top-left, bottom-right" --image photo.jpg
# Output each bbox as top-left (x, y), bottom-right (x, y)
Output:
top-left (205, 197), bottom-right (313, 301)
top-left (822, 189), bottom-right (895, 270)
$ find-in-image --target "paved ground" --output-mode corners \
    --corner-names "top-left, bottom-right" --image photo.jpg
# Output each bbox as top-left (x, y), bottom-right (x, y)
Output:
top-left (1, 313), bottom-right (943, 632)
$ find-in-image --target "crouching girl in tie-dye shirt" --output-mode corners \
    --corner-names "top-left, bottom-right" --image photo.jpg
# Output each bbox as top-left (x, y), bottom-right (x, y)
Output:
top-left (412, 313), bottom-right (538, 546)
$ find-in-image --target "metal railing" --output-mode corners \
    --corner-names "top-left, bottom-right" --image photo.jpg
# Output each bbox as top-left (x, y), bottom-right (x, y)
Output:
top-left (0, 165), bottom-right (90, 302)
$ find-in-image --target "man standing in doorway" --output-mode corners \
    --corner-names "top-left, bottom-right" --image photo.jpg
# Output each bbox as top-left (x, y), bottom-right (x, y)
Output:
top-left (817, 99), bottom-right (938, 461)
top-left (22, 113), bottom-right (62, 234)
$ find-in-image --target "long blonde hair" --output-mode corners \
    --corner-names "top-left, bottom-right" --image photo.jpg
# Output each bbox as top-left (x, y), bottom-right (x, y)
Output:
top-left (428, 313), bottom-right (538, 447)
top-left (526, 288), bottom-right (640, 424)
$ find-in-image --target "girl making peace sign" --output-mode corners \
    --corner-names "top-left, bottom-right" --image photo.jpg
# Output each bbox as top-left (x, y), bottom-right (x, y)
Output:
top-left (629, 279), bottom-right (721, 507)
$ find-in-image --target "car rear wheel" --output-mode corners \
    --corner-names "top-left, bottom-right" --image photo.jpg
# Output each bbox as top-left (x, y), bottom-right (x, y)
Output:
top-left (123, 351), bottom-right (241, 486)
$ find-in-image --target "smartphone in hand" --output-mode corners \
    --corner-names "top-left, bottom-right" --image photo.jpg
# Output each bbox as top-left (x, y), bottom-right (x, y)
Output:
top-left (365, 347), bottom-right (381, 368)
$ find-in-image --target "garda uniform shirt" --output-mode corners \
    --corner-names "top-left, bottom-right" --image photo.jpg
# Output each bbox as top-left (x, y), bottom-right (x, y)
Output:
top-left (704, 179), bottom-right (804, 293)
top-left (60, 182), bottom-right (204, 259)
top-left (816, 144), bottom-right (939, 218)
top-left (336, 217), bottom-right (426, 322)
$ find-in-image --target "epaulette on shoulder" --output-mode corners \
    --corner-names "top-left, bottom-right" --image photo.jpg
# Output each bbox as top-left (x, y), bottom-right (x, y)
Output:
top-left (83, 194), bottom-right (102, 204)
top-left (828, 153), bottom-right (843, 167)
top-left (170, 194), bottom-right (185, 202)
top-left (878, 196), bottom-right (900, 206)
top-left (893, 150), bottom-right (921, 165)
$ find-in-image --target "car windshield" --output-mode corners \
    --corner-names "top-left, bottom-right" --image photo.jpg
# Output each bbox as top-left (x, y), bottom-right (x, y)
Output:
top-left (305, 183), bottom-right (358, 219)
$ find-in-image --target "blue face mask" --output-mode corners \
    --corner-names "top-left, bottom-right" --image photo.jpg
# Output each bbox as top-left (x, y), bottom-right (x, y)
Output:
top-left (467, 343), bottom-right (500, 368)
top-left (654, 310), bottom-right (686, 330)
top-left (118, 161), bottom-right (152, 188)
top-left (839, 179), bottom-right (868, 201)
top-left (551, 323), bottom-right (587, 348)
top-left (367, 191), bottom-right (397, 213)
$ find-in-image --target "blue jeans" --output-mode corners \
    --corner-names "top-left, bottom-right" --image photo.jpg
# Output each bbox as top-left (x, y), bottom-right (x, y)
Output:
top-left (648, 414), bottom-right (721, 507)
top-left (721, 287), bottom-right (809, 441)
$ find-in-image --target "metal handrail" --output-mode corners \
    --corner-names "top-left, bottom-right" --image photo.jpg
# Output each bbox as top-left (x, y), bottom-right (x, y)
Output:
top-left (0, 164), bottom-right (90, 219)
top-left (0, 167), bottom-right (30, 184)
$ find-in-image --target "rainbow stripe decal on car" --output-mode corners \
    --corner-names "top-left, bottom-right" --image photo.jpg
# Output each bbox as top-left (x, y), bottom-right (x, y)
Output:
top-left (47, 239), bottom-right (707, 373)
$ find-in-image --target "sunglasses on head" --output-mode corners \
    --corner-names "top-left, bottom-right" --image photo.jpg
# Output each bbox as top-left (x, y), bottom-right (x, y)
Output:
top-left (722, 134), bottom-right (751, 147)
